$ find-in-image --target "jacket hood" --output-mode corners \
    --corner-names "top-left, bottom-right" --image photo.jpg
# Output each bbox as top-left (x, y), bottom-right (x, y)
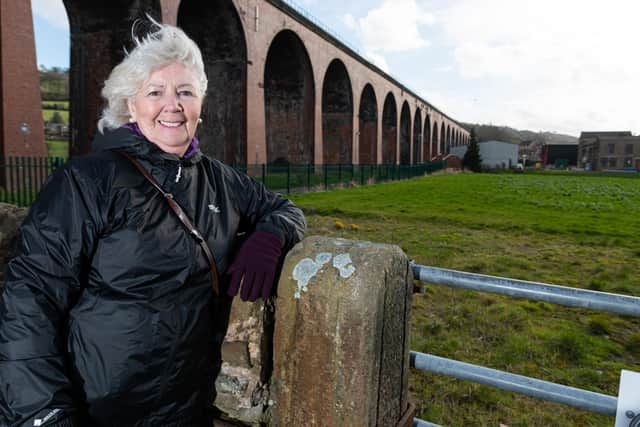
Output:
top-left (92, 127), bottom-right (202, 165)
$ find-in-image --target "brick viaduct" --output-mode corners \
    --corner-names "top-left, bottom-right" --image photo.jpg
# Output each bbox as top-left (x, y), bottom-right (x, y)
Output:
top-left (1, 0), bottom-right (469, 166)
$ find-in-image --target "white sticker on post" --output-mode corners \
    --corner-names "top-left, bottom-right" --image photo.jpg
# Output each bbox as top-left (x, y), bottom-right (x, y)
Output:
top-left (616, 370), bottom-right (640, 427)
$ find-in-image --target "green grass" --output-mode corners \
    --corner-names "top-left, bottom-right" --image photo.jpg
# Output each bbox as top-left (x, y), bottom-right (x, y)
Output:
top-left (42, 100), bottom-right (69, 109)
top-left (289, 172), bottom-right (640, 427)
top-left (42, 109), bottom-right (69, 124)
top-left (46, 140), bottom-right (69, 160)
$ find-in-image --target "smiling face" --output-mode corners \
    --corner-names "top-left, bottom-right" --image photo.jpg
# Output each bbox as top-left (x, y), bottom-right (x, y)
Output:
top-left (127, 62), bottom-right (203, 156)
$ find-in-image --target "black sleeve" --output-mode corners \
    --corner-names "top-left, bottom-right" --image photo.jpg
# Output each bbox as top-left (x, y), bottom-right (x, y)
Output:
top-left (224, 165), bottom-right (306, 251)
top-left (0, 161), bottom-right (105, 426)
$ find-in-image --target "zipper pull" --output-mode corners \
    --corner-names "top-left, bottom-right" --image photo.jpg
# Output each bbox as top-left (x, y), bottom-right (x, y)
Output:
top-left (175, 165), bottom-right (182, 183)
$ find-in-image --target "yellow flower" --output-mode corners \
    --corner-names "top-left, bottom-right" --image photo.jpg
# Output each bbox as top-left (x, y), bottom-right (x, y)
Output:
top-left (334, 220), bottom-right (345, 229)
top-left (349, 223), bottom-right (361, 231)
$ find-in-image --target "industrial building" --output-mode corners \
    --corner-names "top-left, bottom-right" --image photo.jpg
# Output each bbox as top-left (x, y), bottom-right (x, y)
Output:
top-left (578, 131), bottom-right (640, 171)
top-left (451, 140), bottom-right (519, 169)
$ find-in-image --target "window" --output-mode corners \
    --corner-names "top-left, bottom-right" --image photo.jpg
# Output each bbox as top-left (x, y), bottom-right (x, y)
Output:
top-left (608, 143), bottom-right (615, 154)
top-left (625, 144), bottom-right (633, 154)
top-left (609, 158), bottom-right (617, 168)
top-left (625, 157), bottom-right (632, 167)
top-left (600, 158), bottom-right (608, 168)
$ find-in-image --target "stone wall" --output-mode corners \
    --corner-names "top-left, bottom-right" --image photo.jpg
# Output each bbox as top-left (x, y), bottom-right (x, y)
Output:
top-left (0, 203), bottom-right (27, 287)
top-left (215, 298), bottom-right (274, 425)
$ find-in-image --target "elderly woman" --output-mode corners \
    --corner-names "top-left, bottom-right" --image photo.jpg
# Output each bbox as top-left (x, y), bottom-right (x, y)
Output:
top-left (0, 21), bottom-right (305, 427)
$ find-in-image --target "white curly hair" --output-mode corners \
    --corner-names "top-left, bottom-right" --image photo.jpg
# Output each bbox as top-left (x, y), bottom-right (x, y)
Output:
top-left (98, 17), bottom-right (208, 132)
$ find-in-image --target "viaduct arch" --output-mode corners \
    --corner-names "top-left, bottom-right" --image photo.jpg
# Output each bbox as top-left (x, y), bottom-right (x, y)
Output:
top-left (322, 59), bottom-right (353, 164)
top-left (358, 84), bottom-right (377, 164)
top-left (399, 102), bottom-right (410, 165)
top-left (423, 115), bottom-right (431, 161)
top-left (1, 0), bottom-right (469, 165)
top-left (263, 30), bottom-right (314, 165)
top-left (381, 93), bottom-right (397, 164)
top-left (178, 0), bottom-right (247, 164)
top-left (413, 110), bottom-right (422, 164)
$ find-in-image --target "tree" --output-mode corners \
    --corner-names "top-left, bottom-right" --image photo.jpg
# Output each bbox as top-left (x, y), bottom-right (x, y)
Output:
top-left (39, 66), bottom-right (69, 101)
top-left (463, 127), bottom-right (482, 172)
top-left (50, 111), bottom-right (64, 124)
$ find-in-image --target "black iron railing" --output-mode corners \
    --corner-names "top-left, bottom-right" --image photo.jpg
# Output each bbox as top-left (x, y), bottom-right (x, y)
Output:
top-left (0, 158), bottom-right (446, 207)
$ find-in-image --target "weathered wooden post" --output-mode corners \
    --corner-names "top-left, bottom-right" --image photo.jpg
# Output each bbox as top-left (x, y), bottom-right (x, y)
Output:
top-left (270, 235), bottom-right (414, 426)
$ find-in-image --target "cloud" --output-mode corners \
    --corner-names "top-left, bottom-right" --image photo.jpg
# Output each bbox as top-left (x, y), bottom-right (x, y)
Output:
top-left (436, 0), bottom-right (640, 135)
top-left (342, 0), bottom-right (435, 74)
top-left (31, 0), bottom-right (69, 31)
top-left (345, 0), bottom-right (434, 53)
top-left (364, 51), bottom-right (390, 73)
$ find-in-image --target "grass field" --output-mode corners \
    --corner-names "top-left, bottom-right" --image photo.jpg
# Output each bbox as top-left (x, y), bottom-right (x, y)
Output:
top-left (42, 109), bottom-right (69, 124)
top-left (289, 172), bottom-right (640, 427)
top-left (42, 100), bottom-right (69, 109)
top-left (45, 140), bottom-right (69, 161)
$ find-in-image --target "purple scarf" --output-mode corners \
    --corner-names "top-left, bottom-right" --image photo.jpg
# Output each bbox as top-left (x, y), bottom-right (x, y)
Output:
top-left (123, 122), bottom-right (200, 158)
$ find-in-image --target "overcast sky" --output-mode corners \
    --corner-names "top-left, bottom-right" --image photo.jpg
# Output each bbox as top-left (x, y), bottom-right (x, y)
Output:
top-left (31, 0), bottom-right (640, 137)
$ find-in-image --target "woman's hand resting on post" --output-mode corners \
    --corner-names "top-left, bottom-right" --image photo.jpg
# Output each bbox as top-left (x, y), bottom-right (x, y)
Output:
top-left (226, 230), bottom-right (283, 301)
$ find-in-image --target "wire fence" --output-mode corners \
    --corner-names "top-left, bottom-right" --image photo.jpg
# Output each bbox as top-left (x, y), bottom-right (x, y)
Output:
top-left (0, 157), bottom-right (446, 207)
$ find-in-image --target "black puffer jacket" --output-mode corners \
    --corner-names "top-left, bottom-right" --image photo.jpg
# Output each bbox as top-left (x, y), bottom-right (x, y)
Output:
top-left (0, 128), bottom-right (306, 427)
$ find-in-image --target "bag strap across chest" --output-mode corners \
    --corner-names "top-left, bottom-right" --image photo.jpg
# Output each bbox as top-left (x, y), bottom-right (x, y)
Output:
top-left (117, 150), bottom-right (219, 296)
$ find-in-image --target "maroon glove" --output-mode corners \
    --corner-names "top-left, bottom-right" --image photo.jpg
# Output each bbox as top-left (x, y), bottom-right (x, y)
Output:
top-left (226, 230), bottom-right (283, 301)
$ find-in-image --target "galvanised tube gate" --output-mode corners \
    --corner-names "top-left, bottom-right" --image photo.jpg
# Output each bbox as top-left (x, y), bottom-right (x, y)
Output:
top-left (413, 419), bottom-right (442, 427)
top-left (410, 263), bottom-right (640, 425)
top-left (413, 265), bottom-right (640, 317)
top-left (410, 352), bottom-right (617, 415)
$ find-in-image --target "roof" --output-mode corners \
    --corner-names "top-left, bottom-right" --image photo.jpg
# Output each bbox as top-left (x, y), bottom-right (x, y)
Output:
top-left (545, 141), bottom-right (578, 145)
top-left (580, 131), bottom-right (632, 138)
top-left (595, 135), bottom-right (640, 142)
top-left (478, 140), bottom-right (520, 145)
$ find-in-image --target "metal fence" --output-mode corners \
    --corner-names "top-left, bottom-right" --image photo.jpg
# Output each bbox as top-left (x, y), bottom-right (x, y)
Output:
top-left (410, 264), bottom-right (640, 426)
top-left (240, 161), bottom-right (446, 194)
top-left (0, 157), bottom-right (446, 207)
top-left (0, 157), bottom-right (65, 207)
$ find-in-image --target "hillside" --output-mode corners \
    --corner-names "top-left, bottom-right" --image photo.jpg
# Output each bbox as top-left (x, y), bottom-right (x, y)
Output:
top-left (462, 123), bottom-right (578, 145)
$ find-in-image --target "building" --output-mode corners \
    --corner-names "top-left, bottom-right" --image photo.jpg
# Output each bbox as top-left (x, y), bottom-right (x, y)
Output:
top-left (541, 143), bottom-right (578, 168)
top-left (450, 140), bottom-right (519, 169)
top-left (518, 140), bottom-right (543, 165)
top-left (443, 154), bottom-right (462, 170)
top-left (578, 131), bottom-right (640, 171)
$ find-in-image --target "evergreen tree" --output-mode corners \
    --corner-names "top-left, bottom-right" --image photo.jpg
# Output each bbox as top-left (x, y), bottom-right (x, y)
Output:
top-left (463, 127), bottom-right (482, 172)
top-left (50, 111), bottom-right (64, 124)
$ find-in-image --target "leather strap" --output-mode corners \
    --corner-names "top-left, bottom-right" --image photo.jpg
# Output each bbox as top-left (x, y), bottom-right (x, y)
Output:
top-left (117, 150), bottom-right (219, 296)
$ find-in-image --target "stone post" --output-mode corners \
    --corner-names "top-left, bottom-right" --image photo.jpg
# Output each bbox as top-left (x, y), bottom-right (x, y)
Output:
top-left (271, 235), bottom-right (412, 426)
